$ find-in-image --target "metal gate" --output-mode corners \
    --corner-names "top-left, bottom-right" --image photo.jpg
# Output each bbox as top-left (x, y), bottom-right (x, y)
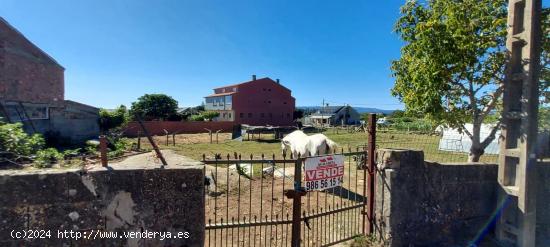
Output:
top-left (203, 116), bottom-right (377, 247)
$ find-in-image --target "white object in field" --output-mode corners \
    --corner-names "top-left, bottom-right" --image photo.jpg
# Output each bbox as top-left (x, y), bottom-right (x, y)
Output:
top-left (437, 124), bottom-right (500, 155)
top-left (376, 117), bottom-right (388, 125)
top-left (280, 130), bottom-right (337, 158)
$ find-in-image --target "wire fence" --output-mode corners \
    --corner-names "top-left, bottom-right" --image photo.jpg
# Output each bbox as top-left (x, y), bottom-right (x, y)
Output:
top-left (322, 127), bottom-right (500, 164)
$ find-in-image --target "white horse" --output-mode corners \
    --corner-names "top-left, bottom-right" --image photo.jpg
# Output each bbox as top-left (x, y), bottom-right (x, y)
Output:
top-left (281, 130), bottom-right (338, 158)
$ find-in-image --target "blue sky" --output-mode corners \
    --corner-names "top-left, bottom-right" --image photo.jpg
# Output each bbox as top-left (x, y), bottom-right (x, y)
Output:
top-left (1, 0), bottom-right (405, 110)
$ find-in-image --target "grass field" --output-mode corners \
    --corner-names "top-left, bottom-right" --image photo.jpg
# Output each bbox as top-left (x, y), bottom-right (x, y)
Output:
top-left (132, 129), bottom-right (498, 164)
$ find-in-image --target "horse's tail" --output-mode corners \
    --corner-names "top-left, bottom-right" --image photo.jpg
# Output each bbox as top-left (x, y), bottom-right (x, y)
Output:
top-left (325, 138), bottom-right (338, 153)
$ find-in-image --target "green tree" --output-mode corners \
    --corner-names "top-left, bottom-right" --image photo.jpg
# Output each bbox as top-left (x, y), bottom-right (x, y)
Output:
top-left (388, 110), bottom-right (406, 119)
top-left (201, 111), bottom-right (220, 121)
top-left (391, 0), bottom-right (549, 162)
top-left (130, 94), bottom-right (179, 120)
top-left (99, 105), bottom-right (129, 132)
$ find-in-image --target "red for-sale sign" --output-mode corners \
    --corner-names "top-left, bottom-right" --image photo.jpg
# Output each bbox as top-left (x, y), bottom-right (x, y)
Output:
top-left (304, 154), bottom-right (344, 191)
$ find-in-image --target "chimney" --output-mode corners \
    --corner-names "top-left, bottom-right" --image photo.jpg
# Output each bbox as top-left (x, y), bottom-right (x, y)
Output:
top-left (252, 75), bottom-right (257, 81)
top-left (276, 79), bottom-right (280, 84)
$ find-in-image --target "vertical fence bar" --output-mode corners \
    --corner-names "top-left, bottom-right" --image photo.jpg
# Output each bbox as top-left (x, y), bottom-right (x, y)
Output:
top-left (290, 157), bottom-right (303, 247)
top-left (366, 113), bottom-right (376, 235)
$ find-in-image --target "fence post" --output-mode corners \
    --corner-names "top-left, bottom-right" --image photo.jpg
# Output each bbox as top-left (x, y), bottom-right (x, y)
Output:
top-left (164, 129), bottom-right (169, 145)
top-left (288, 157), bottom-right (305, 247)
top-left (136, 115), bottom-right (168, 167)
top-left (99, 135), bottom-right (108, 167)
top-left (172, 134), bottom-right (176, 146)
top-left (365, 114), bottom-right (377, 235)
top-left (137, 131), bottom-right (141, 150)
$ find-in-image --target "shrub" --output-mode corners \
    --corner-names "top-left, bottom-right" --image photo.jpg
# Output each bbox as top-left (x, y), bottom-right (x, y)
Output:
top-left (190, 114), bottom-right (205, 121)
top-left (34, 148), bottom-right (64, 168)
top-left (201, 111), bottom-right (220, 121)
top-left (99, 105), bottom-right (129, 132)
top-left (0, 122), bottom-right (45, 157)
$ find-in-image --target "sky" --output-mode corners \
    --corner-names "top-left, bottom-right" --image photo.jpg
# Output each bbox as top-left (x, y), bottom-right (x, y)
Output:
top-left (1, 0), bottom-right (406, 110)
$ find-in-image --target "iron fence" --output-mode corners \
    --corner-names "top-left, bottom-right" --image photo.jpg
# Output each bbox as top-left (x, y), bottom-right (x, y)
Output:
top-left (202, 148), bottom-right (369, 246)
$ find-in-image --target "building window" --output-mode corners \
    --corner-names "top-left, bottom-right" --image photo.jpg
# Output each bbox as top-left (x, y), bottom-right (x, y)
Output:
top-left (223, 113), bottom-right (227, 118)
top-left (225, 95), bottom-right (232, 105)
top-left (268, 89), bottom-right (271, 91)
top-left (240, 113), bottom-right (244, 118)
top-left (268, 100), bottom-right (271, 104)
top-left (283, 102), bottom-right (287, 105)
top-left (5, 102), bottom-right (49, 121)
top-left (248, 113), bottom-right (252, 118)
top-left (228, 113), bottom-right (232, 118)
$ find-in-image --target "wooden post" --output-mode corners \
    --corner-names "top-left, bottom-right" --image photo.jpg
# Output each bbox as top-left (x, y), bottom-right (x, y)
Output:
top-left (172, 134), bottom-right (176, 146)
top-left (136, 115), bottom-right (168, 167)
top-left (164, 129), bottom-right (169, 146)
top-left (205, 128), bottom-right (212, 143)
top-left (99, 135), bottom-right (108, 167)
top-left (137, 131), bottom-right (141, 150)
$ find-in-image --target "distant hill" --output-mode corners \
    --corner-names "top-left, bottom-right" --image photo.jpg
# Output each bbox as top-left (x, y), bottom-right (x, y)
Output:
top-left (297, 106), bottom-right (395, 115)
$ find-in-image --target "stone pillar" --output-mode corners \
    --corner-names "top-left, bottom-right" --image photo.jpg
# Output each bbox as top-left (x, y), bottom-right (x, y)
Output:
top-left (374, 149), bottom-right (425, 246)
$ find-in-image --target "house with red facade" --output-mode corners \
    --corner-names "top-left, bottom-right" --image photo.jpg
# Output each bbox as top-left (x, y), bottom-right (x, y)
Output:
top-left (204, 76), bottom-right (295, 126)
top-left (0, 17), bottom-right (99, 143)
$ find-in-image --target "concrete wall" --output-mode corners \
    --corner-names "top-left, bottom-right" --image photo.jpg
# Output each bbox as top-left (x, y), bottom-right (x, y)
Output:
top-left (374, 149), bottom-right (550, 246)
top-left (124, 121), bottom-right (236, 137)
top-left (0, 161), bottom-right (205, 246)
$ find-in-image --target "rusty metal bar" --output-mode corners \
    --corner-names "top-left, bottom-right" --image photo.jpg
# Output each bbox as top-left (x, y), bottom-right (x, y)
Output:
top-left (99, 135), bottom-right (108, 167)
top-left (135, 115), bottom-right (168, 167)
top-left (366, 113), bottom-right (376, 235)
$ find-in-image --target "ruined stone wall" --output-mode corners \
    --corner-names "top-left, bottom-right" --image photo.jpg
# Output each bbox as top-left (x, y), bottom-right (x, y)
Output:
top-left (374, 149), bottom-right (550, 246)
top-left (0, 163), bottom-right (205, 246)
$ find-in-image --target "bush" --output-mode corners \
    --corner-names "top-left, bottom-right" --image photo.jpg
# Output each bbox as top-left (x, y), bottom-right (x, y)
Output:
top-left (202, 111), bottom-right (220, 121)
top-left (0, 122), bottom-right (45, 157)
top-left (99, 105), bottom-right (129, 132)
top-left (190, 114), bottom-right (205, 121)
top-left (34, 148), bottom-right (64, 168)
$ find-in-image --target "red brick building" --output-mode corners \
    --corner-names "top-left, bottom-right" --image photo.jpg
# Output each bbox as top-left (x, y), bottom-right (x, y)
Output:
top-left (0, 17), bottom-right (99, 143)
top-left (204, 76), bottom-right (295, 126)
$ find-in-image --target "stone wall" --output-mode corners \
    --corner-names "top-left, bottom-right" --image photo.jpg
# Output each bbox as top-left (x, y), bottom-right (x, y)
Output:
top-left (0, 159), bottom-right (205, 246)
top-left (374, 149), bottom-right (550, 246)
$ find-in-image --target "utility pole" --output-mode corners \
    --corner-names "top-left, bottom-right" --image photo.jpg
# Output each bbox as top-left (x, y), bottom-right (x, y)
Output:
top-left (496, 0), bottom-right (541, 246)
